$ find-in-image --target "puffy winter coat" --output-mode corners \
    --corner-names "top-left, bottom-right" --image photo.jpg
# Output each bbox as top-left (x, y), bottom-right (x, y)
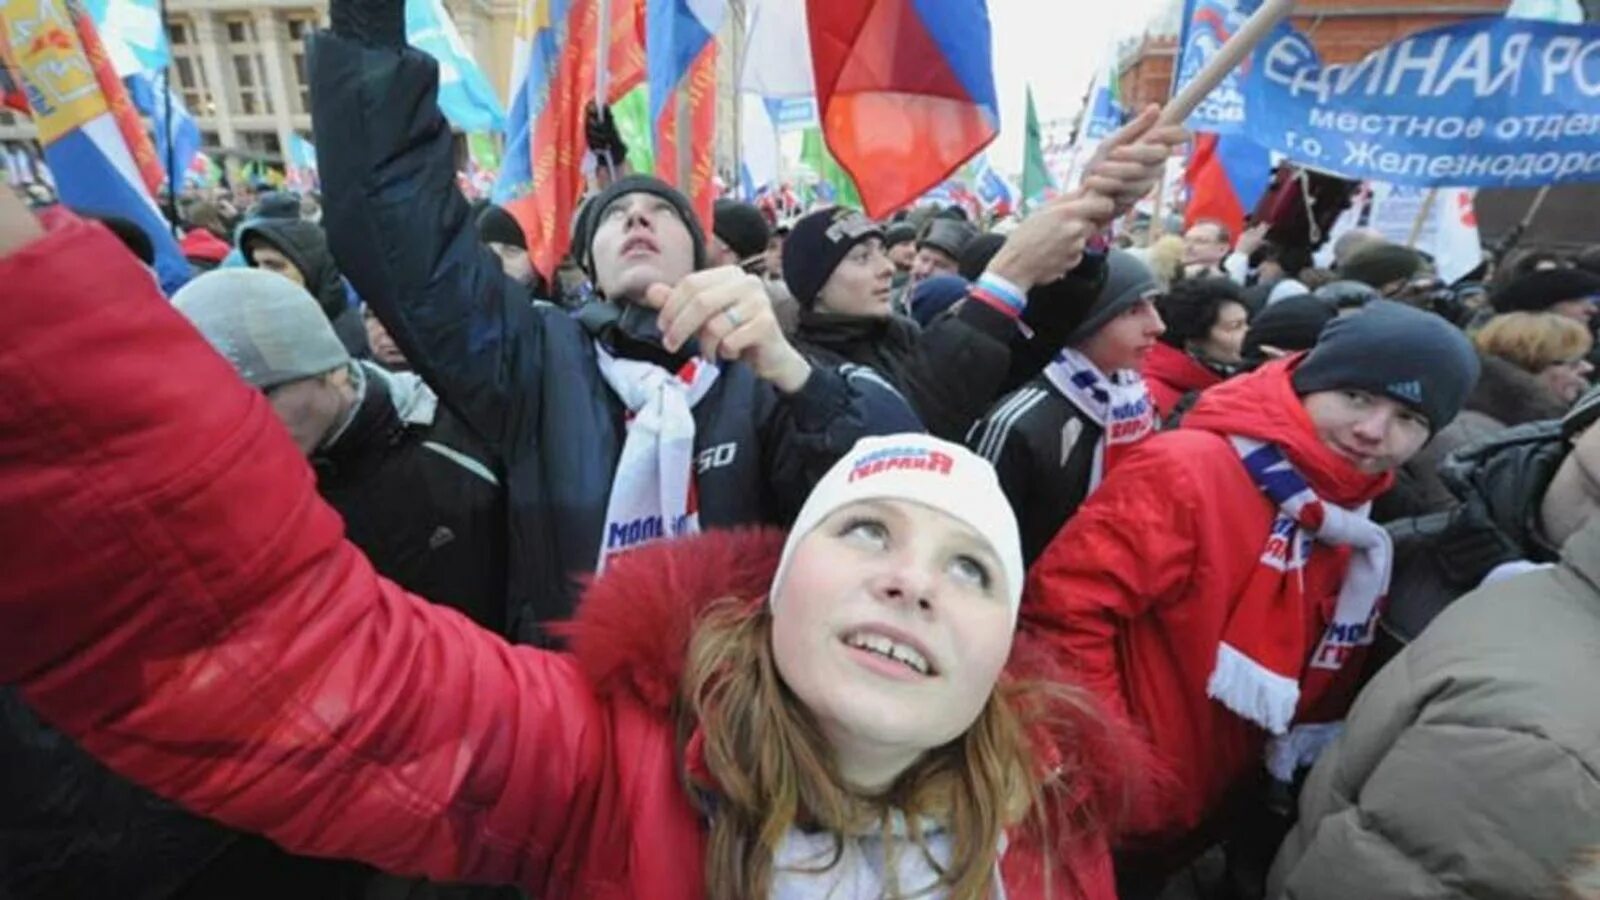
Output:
top-left (0, 214), bottom-right (1125, 898)
top-left (1269, 514), bottom-right (1600, 899)
top-left (1023, 359), bottom-right (1392, 851)
top-left (1, 359), bottom-right (512, 900)
top-left (308, 34), bottom-right (919, 644)
top-left (1140, 341), bottom-right (1226, 422)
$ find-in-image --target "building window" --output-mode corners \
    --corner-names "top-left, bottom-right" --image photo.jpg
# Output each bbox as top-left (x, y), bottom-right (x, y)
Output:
top-left (222, 16), bottom-right (272, 118)
top-left (291, 51), bottom-right (309, 113)
top-left (200, 130), bottom-right (220, 149)
top-left (167, 19), bottom-right (214, 116)
top-left (240, 130), bottom-right (281, 159)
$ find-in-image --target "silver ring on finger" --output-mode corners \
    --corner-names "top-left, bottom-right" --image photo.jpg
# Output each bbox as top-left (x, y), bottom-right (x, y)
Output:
top-left (724, 306), bottom-right (744, 328)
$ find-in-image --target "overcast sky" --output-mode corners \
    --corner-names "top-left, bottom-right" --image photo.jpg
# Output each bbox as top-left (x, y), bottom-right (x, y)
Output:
top-left (987, 0), bottom-right (1176, 175)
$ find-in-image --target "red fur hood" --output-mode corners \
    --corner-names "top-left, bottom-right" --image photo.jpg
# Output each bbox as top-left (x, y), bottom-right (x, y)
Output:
top-left (553, 528), bottom-right (1146, 835)
top-left (557, 527), bottom-right (785, 711)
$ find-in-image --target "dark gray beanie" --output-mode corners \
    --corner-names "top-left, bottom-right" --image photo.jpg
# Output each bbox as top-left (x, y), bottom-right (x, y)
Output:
top-left (918, 218), bottom-right (977, 260)
top-left (1066, 249), bottom-right (1160, 345)
top-left (1291, 300), bottom-right (1480, 433)
top-left (577, 174), bottom-right (707, 276)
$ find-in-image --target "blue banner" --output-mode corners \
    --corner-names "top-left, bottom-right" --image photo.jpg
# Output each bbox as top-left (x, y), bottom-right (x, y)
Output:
top-left (1173, 0), bottom-right (1291, 133)
top-left (1245, 18), bottom-right (1600, 188)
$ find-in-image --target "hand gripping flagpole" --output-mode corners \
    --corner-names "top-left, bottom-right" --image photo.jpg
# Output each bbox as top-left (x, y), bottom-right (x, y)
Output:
top-left (1159, 0), bottom-right (1298, 127)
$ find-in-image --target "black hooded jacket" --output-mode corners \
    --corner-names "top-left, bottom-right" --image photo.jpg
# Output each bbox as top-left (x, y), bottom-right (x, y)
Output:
top-left (1382, 421), bottom-right (1568, 656)
top-left (238, 218), bottom-right (369, 357)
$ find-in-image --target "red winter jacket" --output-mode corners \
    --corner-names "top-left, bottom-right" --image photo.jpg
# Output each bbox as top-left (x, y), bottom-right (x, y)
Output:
top-left (1023, 359), bottom-right (1392, 851)
top-left (178, 227), bottom-right (230, 264)
top-left (1141, 341), bottom-right (1224, 421)
top-left (0, 215), bottom-right (1124, 899)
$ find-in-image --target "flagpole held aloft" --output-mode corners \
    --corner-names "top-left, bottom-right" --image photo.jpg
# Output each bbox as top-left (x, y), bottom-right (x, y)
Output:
top-left (594, 0), bottom-right (616, 181)
top-left (1161, 0), bottom-right (1297, 126)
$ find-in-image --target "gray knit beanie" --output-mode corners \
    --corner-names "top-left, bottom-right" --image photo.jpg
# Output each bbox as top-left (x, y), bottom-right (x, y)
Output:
top-left (1066, 249), bottom-right (1161, 345)
top-left (173, 269), bottom-right (351, 391)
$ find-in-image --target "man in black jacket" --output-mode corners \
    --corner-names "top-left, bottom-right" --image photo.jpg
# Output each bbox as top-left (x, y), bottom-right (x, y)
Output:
top-left (0, 268), bottom-right (514, 900)
top-left (1380, 386), bottom-right (1600, 665)
top-left (969, 250), bottom-right (1167, 565)
top-left (306, 4), bottom-right (927, 646)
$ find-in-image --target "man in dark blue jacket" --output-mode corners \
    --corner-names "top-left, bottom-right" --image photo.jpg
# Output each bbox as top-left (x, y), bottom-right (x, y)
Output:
top-left (307, 8), bottom-right (922, 645)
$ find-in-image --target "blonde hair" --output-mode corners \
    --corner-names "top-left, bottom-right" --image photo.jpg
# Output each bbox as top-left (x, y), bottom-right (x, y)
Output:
top-left (1473, 312), bottom-right (1594, 373)
top-left (680, 599), bottom-right (1123, 900)
top-left (1145, 235), bottom-right (1187, 288)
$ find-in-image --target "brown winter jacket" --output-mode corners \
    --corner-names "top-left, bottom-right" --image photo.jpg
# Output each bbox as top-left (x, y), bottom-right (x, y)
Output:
top-left (1268, 513), bottom-right (1600, 899)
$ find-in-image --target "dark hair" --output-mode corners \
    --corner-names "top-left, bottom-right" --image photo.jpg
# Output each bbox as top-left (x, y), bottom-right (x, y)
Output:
top-left (1157, 277), bottom-right (1248, 348)
top-left (1491, 247), bottom-right (1568, 293)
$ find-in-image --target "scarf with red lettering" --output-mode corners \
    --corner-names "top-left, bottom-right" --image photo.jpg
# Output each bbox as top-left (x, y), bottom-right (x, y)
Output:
top-left (1042, 347), bottom-right (1156, 491)
top-left (1208, 437), bottom-right (1392, 778)
top-left (595, 348), bottom-right (720, 571)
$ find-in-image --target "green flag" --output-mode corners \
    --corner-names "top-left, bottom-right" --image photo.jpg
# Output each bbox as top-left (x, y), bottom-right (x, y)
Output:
top-left (801, 127), bottom-right (862, 209)
top-left (466, 132), bottom-right (502, 174)
top-left (1021, 85), bottom-right (1055, 210)
top-left (610, 85), bottom-right (655, 177)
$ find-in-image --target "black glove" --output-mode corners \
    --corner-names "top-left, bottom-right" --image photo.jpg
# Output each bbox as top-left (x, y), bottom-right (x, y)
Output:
top-left (329, 0), bottom-right (405, 48)
top-left (585, 101), bottom-right (628, 164)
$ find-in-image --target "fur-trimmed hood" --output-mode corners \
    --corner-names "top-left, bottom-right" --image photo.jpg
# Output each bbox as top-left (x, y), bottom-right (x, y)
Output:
top-left (558, 527), bottom-right (784, 711)
top-left (553, 527), bottom-right (1147, 846)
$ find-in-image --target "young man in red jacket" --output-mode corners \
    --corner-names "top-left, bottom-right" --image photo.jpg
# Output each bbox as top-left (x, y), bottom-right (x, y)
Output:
top-left (1023, 300), bottom-right (1480, 893)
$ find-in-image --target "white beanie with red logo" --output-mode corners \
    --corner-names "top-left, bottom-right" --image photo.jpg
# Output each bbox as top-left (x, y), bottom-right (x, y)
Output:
top-left (770, 434), bottom-right (1024, 619)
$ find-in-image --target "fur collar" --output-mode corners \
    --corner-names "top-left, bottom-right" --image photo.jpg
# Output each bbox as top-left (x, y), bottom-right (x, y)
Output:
top-left (557, 528), bottom-right (785, 711)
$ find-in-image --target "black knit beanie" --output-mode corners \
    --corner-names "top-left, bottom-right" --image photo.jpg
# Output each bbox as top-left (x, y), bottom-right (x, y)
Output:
top-left (1335, 243), bottom-right (1424, 290)
top-left (476, 204), bottom-right (527, 250)
top-left (1242, 294), bottom-right (1336, 366)
top-left (1490, 268), bottom-right (1600, 314)
top-left (884, 222), bottom-right (917, 250)
top-left (1291, 300), bottom-right (1480, 433)
top-left (958, 232), bottom-right (1007, 282)
top-left (782, 206), bottom-right (883, 309)
top-left (712, 199), bottom-right (772, 260)
top-left (578, 174), bottom-right (707, 276)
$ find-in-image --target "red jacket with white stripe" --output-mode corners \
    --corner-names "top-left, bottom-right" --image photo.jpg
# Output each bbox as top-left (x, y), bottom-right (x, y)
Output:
top-left (1023, 360), bottom-right (1392, 851)
top-left (0, 214), bottom-right (1127, 899)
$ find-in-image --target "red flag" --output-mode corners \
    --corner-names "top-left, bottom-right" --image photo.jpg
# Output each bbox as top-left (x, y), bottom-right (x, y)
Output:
top-left (502, 0), bottom-right (646, 280)
top-left (806, 0), bottom-right (999, 217)
top-left (652, 43), bottom-right (717, 234)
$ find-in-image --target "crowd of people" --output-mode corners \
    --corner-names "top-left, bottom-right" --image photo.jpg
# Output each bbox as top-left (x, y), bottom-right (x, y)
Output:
top-left (3, 2), bottom-right (1600, 898)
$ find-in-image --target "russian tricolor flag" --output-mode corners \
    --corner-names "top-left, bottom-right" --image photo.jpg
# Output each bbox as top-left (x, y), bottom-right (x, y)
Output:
top-left (807, 0), bottom-right (999, 218)
top-left (1, 0), bottom-right (187, 292)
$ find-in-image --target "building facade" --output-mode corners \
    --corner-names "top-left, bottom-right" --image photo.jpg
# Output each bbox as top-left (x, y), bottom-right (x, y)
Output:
top-left (0, 0), bottom-right (519, 166)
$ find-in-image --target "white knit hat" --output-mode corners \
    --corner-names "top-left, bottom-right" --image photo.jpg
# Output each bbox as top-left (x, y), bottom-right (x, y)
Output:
top-left (771, 434), bottom-right (1025, 619)
top-left (173, 269), bottom-right (350, 391)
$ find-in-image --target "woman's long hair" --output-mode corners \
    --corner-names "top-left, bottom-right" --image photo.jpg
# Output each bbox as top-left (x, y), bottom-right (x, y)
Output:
top-left (679, 599), bottom-right (1131, 900)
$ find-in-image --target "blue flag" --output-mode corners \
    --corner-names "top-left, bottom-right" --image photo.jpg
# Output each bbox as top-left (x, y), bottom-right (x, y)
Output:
top-left (124, 71), bottom-right (199, 189)
top-left (405, 0), bottom-right (505, 133)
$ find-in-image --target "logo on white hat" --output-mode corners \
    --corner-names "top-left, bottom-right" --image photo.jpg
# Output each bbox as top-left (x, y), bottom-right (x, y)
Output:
top-left (848, 445), bottom-right (955, 483)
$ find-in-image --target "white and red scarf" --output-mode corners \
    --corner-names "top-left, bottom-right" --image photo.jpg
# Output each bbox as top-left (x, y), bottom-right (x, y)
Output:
top-left (594, 347), bottom-right (720, 571)
top-left (1042, 347), bottom-right (1156, 492)
top-left (1210, 437), bottom-right (1393, 780)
